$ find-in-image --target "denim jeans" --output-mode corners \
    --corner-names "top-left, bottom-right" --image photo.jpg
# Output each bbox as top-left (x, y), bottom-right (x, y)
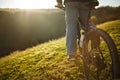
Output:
top-left (65, 2), bottom-right (90, 55)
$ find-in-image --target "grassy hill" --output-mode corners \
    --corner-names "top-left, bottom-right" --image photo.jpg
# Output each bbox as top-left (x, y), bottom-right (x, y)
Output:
top-left (0, 9), bottom-right (66, 56)
top-left (0, 6), bottom-right (120, 57)
top-left (97, 20), bottom-right (120, 53)
top-left (0, 20), bottom-right (120, 80)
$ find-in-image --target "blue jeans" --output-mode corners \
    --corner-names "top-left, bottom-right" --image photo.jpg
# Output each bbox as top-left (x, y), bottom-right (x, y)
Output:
top-left (65, 2), bottom-right (90, 55)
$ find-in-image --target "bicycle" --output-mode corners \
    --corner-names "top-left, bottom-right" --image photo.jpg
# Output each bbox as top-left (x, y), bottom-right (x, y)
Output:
top-left (78, 24), bottom-right (120, 80)
top-left (56, 6), bottom-right (120, 80)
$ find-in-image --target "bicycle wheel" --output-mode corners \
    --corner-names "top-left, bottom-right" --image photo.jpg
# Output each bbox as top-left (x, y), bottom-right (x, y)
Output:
top-left (82, 28), bottom-right (120, 80)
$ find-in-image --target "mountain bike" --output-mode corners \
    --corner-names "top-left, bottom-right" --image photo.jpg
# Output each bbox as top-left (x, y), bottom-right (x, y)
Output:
top-left (56, 6), bottom-right (120, 80)
top-left (77, 19), bottom-right (120, 80)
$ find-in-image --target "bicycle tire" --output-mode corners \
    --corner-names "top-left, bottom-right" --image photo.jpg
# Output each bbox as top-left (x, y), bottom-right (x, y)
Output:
top-left (82, 28), bottom-right (120, 80)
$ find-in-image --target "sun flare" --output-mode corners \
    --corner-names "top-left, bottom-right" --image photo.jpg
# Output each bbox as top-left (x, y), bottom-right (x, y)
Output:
top-left (13, 0), bottom-right (56, 9)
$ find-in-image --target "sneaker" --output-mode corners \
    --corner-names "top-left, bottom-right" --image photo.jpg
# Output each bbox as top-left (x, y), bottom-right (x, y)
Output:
top-left (68, 54), bottom-right (76, 61)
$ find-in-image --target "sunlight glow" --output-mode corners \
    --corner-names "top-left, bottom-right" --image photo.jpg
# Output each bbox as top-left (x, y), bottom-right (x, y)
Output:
top-left (11, 0), bottom-right (56, 9)
top-left (0, 0), bottom-right (120, 9)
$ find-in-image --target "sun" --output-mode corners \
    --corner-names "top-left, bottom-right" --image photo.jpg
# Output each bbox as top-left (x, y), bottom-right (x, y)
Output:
top-left (13, 0), bottom-right (56, 9)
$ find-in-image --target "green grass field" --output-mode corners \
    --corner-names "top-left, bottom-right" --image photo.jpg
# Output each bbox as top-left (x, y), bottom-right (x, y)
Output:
top-left (0, 20), bottom-right (120, 80)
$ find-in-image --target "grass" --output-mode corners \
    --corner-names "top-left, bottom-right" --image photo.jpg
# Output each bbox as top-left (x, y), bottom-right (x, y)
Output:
top-left (98, 20), bottom-right (120, 54)
top-left (0, 20), bottom-right (120, 80)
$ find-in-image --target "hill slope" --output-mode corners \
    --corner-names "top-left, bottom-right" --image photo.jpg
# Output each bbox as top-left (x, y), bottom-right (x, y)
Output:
top-left (0, 20), bottom-right (120, 80)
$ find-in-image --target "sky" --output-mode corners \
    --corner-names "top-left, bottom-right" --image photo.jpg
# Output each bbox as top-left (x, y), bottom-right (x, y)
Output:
top-left (0, 0), bottom-right (120, 9)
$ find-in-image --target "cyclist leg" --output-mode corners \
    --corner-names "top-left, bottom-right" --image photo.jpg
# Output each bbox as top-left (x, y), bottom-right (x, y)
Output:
top-left (65, 2), bottom-right (90, 59)
top-left (78, 2), bottom-right (90, 32)
top-left (65, 2), bottom-right (79, 57)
